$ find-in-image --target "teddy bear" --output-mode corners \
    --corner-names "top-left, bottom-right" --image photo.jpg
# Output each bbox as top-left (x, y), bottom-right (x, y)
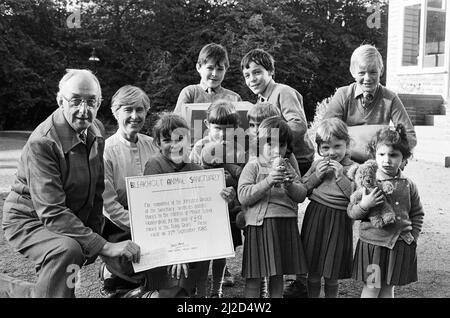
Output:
top-left (347, 159), bottom-right (396, 228)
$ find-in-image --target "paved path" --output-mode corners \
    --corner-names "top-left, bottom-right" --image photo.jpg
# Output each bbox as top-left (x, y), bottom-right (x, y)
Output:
top-left (1, 131), bottom-right (450, 298)
top-left (0, 133), bottom-right (29, 192)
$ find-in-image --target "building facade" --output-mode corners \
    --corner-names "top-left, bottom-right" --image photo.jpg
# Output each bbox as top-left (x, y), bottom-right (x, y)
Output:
top-left (386, 0), bottom-right (449, 167)
top-left (387, 0), bottom-right (448, 99)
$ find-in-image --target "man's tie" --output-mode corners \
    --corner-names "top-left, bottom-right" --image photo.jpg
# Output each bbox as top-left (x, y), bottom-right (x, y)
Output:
top-left (79, 132), bottom-right (87, 144)
top-left (258, 96), bottom-right (266, 103)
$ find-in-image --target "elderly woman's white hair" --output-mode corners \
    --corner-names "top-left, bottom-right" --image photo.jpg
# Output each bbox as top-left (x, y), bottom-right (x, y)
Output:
top-left (110, 85), bottom-right (150, 115)
top-left (58, 69), bottom-right (102, 99)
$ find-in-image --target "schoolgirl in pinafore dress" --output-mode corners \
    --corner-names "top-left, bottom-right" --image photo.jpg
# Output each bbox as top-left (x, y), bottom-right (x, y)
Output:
top-left (300, 118), bottom-right (355, 298)
top-left (238, 117), bottom-right (308, 298)
top-left (348, 124), bottom-right (424, 298)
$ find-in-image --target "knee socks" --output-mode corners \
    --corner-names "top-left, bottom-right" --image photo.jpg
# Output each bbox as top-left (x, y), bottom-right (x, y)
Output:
top-left (211, 258), bottom-right (226, 296)
top-left (307, 276), bottom-right (321, 298)
top-left (378, 285), bottom-right (394, 298)
top-left (268, 275), bottom-right (283, 298)
top-left (324, 278), bottom-right (338, 298)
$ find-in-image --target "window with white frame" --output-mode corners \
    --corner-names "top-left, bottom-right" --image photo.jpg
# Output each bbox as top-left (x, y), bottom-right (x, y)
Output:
top-left (401, 0), bottom-right (446, 68)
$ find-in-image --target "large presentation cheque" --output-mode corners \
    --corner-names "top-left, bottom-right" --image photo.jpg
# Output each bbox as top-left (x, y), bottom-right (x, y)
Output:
top-left (126, 168), bottom-right (235, 272)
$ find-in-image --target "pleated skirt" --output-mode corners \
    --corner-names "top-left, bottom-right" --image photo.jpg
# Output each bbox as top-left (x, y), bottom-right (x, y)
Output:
top-left (352, 239), bottom-right (418, 286)
top-left (300, 200), bottom-right (353, 280)
top-left (242, 217), bottom-right (308, 278)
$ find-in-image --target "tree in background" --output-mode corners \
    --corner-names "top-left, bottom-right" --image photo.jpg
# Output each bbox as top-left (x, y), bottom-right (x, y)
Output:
top-left (0, 0), bottom-right (387, 130)
top-left (0, 0), bottom-right (66, 129)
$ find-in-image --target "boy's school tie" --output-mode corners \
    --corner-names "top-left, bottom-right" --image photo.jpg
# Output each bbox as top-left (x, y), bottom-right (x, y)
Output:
top-left (362, 92), bottom-right (373, 108)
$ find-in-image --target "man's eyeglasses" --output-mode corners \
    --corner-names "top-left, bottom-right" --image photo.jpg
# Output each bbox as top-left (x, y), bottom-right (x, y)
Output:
top-left (61, 95), bottom-right (102, 109)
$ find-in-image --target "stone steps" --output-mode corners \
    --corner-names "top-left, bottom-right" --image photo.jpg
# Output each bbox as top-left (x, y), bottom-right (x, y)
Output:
top-left (425, 114), bottom-right (450, 128)
top-left (415, 125), bottom-right (450, 138)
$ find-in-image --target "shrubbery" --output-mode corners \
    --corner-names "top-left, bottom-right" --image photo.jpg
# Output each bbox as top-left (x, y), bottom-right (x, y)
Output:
top-left (0, 0), bottom-right (387, 130)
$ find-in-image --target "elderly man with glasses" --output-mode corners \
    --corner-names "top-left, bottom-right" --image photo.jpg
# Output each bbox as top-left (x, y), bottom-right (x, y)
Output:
top-left (2, 69), bottom-right (141, 298)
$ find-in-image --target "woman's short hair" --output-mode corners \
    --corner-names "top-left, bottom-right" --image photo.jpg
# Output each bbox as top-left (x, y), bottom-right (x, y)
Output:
top-left (111, 85), bottom-right (150, 114)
